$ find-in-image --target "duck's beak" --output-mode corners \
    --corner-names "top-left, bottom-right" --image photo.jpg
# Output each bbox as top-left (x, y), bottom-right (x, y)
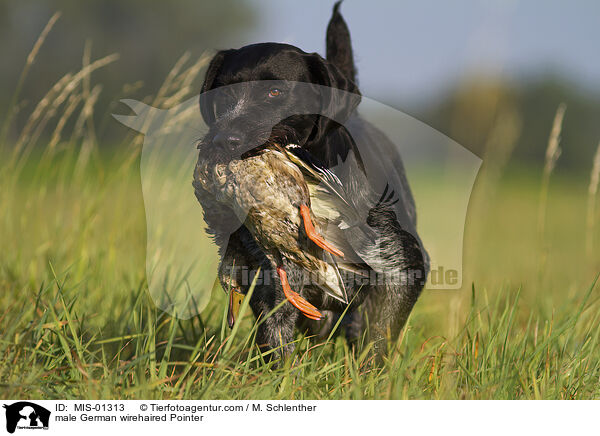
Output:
top-left (227, 288), bottom-right (245, 328)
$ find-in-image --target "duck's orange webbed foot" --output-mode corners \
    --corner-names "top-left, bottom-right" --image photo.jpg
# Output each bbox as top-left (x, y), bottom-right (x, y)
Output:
top-left (276, 266), bottom-right (322, 320)
top-left (299, 204), bottom-right (344, 258)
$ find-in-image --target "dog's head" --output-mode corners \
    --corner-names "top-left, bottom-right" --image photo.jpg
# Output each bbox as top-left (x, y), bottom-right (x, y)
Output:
top-left (198, 42), bottom-right (360, 158)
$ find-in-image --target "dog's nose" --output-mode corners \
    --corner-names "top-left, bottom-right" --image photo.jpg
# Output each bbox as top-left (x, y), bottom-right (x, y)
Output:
top-left (213, 132), bottom-right (242, 152)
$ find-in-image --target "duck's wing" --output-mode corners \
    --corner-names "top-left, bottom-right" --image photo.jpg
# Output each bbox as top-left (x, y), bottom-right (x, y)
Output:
top-left (317, 253), bottom-right (348, 303)
top-left (278, 144), bottom-right (363, 227)
top-left (280, 145), bottom-right (352, 208)
top-left (281, 143), bottom-right (411, 275)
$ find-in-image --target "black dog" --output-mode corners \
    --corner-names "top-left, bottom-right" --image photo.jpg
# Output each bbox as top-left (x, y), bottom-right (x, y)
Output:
top-left (194, 2), bottom-right (428, 358)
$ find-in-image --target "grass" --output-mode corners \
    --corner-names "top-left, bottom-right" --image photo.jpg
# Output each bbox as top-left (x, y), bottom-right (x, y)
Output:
top-left (1, 16), bottom-right (599, 400)
top-left (1, 199), bottom-right (598, 399)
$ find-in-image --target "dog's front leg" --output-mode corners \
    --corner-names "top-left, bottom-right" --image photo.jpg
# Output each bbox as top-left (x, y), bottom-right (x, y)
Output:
top-left (249, 280), bottom-right (300, 362)
top-left (361, 207), bottom-right (427, 356)
top-left (248, 258), bottom-right (308, 362)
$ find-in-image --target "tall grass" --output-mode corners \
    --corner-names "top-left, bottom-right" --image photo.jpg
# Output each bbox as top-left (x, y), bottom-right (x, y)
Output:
top-left (1, 15), bottom-right (599, 400)
top-left (586, 142), bottom-right (600, 256)
top-left (0, 12), bottom-right (62, 144)
top-left (538, 103), bottom-right (566, 242)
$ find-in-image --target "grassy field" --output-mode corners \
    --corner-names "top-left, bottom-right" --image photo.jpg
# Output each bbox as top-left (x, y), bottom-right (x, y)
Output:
top-left (1, 23), bottom-right (599, 400)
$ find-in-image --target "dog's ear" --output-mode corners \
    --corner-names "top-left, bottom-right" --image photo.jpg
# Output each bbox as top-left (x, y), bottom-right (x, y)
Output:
top-left (199, 50), bottom-right (229, 125)
top-left (306, 53), bottom-right (361, 142)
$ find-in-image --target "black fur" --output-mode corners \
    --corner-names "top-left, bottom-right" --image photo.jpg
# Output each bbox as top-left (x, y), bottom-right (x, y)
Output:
top-left (327, 1), bottom-right (357, 84)
top-left (195, 2), bottom-right (428, 359)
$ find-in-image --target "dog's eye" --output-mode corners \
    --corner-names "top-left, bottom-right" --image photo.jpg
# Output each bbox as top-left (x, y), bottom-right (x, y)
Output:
top-left (268, 88), bottom-right (282, 98)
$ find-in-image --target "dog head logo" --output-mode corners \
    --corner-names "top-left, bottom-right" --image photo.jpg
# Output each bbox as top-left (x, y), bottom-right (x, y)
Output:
top-left (114, 82), bottom-right (481, 319)
top-left (3, 402), bottom-right (50, 434)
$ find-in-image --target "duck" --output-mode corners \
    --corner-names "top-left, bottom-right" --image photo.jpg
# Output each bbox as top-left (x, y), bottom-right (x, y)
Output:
top-left (195, 142), bottom-right (396, 325)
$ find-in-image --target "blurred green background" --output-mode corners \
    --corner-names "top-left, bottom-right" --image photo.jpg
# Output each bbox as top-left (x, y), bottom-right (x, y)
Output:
top-left (2, 0), bottom-right (600, 170)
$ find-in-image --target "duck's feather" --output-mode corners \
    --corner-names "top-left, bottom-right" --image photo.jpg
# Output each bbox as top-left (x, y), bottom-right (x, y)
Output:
top-left (281, 143), bottom-right (404, 274)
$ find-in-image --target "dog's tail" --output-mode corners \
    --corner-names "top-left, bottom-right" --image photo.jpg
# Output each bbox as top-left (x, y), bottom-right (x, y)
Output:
top-left (326, 1), bottom-right (357, 84)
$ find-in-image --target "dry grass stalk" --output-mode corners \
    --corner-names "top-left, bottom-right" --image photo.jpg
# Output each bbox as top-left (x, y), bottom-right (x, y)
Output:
top-left (586, 142), bottom-right (600, 255)
top-left (1, 12), bottom-right (62, 143)
top-left (154, 52), bottom-right (191, 106)
top-left (10, 72), bottom-right (73, 164)
top-left (72, 84), bottom-right (102, 142)
top-left (126, 52), bottom-right (209, 155)
top-left (47, 94), bottom-right (83, 151)
top-left (26, 12), bottom-right (62, 69)
top-left (538, 103), bottom-right (566, 239)
top-left (13, 54), bottom-right (118, 160)
top-left (79, 40), bottom-right (99, 145)
top-left (544, 103), bottom-right (566, 175)
top-left (127, 52), bottom-right (194, 150)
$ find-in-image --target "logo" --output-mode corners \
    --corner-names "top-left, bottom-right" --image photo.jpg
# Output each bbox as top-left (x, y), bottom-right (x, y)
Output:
top-left (3, 402), bottom-right (50, 434)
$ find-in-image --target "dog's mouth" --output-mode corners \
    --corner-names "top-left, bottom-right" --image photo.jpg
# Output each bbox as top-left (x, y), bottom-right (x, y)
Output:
top-left (201, 115), bottom-right (304, 162)
top-left (196, 125), bottom-right (300, 189)
top-left (239, 140), bottom-right (278, 160)
top-left (239, 132), bottom-right (297, 160)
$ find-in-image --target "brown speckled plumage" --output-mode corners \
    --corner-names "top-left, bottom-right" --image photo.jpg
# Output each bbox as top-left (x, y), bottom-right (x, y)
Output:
top-left (195, 148), bottom-right (346, 305)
